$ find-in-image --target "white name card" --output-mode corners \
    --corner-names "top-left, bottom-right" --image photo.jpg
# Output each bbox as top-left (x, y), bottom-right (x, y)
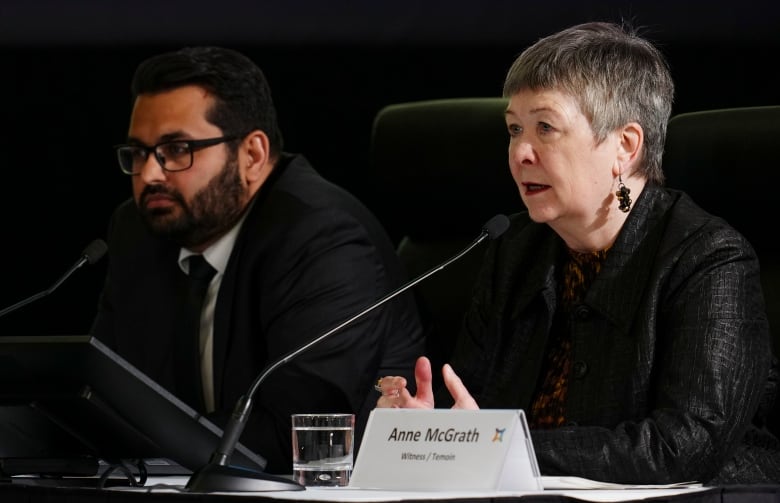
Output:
top-left (349, 409), bottom-right (542, 491)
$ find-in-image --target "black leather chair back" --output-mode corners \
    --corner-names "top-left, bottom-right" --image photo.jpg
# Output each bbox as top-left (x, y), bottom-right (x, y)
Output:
top-left (663, 106), bottom-right (780, 436)
top-left (663, 106), bottom-right (780, 358)
top-left (369, 98), bottom-right (521, 380)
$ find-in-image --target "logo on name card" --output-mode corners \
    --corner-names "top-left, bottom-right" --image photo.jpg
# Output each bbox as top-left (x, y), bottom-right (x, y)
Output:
top-left (492, 427), bottom-right (506, 442)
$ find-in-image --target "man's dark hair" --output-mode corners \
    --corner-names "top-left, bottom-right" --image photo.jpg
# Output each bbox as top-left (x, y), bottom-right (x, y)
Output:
top-left (131, 46), bottom-right (283, 158)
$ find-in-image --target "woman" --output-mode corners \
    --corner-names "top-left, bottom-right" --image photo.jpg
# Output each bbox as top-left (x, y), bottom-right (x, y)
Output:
top-left (376, 22), bottom-right (780, 484)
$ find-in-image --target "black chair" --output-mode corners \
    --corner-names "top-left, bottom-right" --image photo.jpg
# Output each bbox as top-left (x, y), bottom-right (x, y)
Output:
top-left (662, 105), bottom-right (780, 436)
top-left (369, 97), bottom-right (521, 384)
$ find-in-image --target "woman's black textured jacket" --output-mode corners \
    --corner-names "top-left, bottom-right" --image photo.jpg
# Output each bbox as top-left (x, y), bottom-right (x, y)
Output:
top-left (443, 184), bottom-right (780, 484)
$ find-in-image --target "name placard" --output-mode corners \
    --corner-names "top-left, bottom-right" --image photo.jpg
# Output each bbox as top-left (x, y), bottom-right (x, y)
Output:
top-left (349, 409), bottom-right (542, 491)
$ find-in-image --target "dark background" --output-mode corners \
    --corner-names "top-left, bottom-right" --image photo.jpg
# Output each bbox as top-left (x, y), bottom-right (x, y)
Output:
top-left (1, 0), bottom-right (778, 337)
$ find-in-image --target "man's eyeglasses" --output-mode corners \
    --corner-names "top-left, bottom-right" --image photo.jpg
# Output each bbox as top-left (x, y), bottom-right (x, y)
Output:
top-left (114, 135), bottom-right (240, 175)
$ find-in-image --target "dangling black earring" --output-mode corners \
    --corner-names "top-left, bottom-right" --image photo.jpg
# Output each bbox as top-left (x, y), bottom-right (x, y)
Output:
top-left (616, 175), bottom-right (632, 213)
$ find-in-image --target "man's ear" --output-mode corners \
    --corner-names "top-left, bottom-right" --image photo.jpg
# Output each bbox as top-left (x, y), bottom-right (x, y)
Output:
top-left (242, 130), bottom-right (272, 184)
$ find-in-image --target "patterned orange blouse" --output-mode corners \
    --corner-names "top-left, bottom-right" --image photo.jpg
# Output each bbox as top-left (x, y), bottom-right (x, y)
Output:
top-left (528, 247), bottom-right (609, 428)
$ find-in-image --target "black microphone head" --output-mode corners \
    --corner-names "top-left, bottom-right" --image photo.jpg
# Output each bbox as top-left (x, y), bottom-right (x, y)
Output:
top-left (82, 239), bottom-right (108, 265)
top-left (483, 214), bottom-right (510, 240)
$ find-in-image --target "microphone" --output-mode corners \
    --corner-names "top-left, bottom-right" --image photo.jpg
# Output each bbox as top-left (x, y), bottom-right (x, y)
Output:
top-left (186, 214), bottom-right (510, 493)
top-left (0, 239), bottom-right (108, 319)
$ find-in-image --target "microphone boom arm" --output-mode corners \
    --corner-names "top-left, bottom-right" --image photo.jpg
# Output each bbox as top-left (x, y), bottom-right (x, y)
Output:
top-left (187, 214), bottom-right (509, 492)
top-left (0, 239), bottom-right (107, 319)
top-left (210, 228), bottom-right (493, 467)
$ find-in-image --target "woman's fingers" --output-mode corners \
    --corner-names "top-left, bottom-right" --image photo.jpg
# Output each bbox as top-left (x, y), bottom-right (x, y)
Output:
top-left (442, 364), bottom-right (479, 410)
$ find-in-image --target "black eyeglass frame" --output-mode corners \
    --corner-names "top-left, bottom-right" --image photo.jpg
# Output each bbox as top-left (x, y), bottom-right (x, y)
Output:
top-left (114, 135), bottom-right (242, 175)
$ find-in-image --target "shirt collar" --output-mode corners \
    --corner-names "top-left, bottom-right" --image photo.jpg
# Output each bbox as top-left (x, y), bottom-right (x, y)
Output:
top-left (177, 206), bottom-right (252, 276)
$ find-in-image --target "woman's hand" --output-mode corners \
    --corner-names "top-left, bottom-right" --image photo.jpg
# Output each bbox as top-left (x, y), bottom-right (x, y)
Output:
top-left (441, 362), bottom-right (480, 410)
top-left (376, 356), bottom-right (436, 408)
top-left (375, 356), bottom-right (480, 410)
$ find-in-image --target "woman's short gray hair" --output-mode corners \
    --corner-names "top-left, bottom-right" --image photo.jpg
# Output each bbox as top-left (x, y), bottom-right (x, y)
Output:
top-left (503, 22), bottom-right (674, 184)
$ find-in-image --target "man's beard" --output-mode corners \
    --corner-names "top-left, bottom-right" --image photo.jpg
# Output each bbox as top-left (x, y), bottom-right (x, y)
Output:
top-left (138, 156), bottom-right (246, 248)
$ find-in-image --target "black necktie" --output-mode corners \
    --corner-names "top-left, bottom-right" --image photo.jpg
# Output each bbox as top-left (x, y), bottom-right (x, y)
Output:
top-left (176, 254), bottom-right (216, 412)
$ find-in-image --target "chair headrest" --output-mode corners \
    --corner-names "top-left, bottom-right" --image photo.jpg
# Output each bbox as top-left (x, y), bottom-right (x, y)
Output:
top-left (663, 105), bottom-right (780, 251)
top-left (369, 98), bottom-right (521, 241)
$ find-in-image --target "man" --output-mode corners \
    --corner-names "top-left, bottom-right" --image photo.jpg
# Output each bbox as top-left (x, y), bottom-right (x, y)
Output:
top-left (90, 46), bottom-right (424, 474)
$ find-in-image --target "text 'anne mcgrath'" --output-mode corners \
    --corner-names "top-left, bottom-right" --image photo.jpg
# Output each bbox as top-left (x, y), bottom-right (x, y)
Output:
top-left (387, 427), bottom-right (480, 442)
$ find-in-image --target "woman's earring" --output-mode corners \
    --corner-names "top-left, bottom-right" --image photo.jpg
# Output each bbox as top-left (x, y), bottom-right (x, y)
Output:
top-left (616, 175), bottom-right (632, 213)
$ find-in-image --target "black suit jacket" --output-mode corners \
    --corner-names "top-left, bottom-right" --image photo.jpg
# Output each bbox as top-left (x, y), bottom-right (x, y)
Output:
top-left (444, 184), bottom-right (780, 484)
top-left (91, 153), bottom-right (424, 474)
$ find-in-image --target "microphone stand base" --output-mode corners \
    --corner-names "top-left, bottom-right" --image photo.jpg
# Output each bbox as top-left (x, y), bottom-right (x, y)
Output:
top-left (186, 463), bottom-right (305, 492)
